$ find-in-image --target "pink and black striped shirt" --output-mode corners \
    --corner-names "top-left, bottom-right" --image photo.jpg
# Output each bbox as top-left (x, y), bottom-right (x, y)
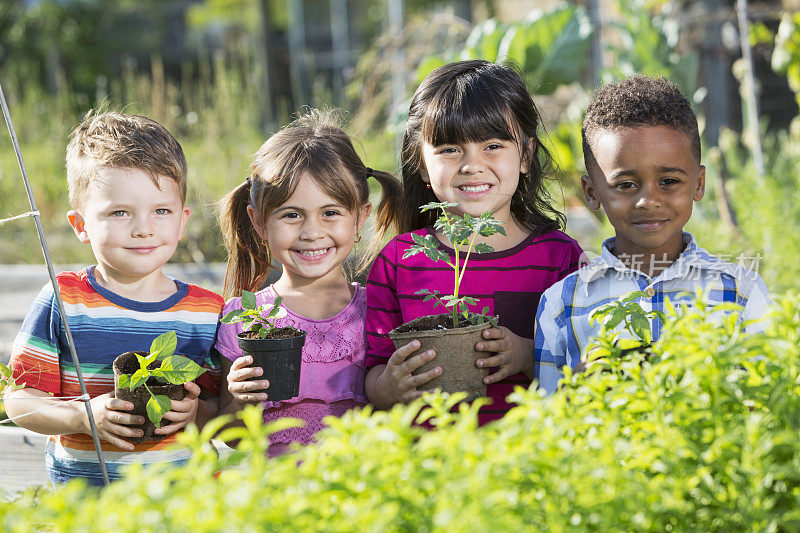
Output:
top-left (366, 227), bottom-right (584, 424)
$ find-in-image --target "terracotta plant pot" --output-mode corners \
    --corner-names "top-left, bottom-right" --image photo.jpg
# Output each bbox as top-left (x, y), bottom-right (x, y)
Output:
top-left (112, 351), bottom-right (186, 443)
top-left (236, 332), bottom-right (307, 402)
top-left (389, 314), bottom-right (493, 402)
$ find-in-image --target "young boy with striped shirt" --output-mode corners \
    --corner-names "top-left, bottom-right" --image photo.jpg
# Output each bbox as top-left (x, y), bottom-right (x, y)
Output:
top-left (533, 76), bottom-right (771, 394)
top-left (5, 111), bottom-right (223, 485)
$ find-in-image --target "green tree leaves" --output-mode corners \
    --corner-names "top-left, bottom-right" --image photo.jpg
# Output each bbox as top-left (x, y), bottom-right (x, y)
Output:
top-left (496, 4), bottom-right (592, 94)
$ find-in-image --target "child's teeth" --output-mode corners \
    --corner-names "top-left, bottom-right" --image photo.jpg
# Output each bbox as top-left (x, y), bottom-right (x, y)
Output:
top-left (461, 184), bottom-right (490, 192)
top-left (298, 249), bottom-right (327, 256)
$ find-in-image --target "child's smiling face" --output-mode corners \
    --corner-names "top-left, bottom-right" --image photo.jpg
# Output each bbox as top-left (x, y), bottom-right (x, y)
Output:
top-left (420, 137), bottom-right (526, 225)
top-left (249, 172), bottom-right (369, 286)
top-left (68, 167), bottom-right (190, 286)
top-left (582, 125), bottom-right (706, 263)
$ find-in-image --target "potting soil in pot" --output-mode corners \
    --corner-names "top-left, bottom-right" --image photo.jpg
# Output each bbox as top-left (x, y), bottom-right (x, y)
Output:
top-left (112, 351), bottom-right (186, 443)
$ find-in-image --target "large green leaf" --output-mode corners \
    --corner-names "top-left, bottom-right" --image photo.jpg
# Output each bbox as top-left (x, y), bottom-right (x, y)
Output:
top-left (497, 4), bottom-right (591, 94)
top-left (630, 313), bottom-right (652, 344)
top-left (221, 309), bottom-right (246, 324)
top-left (129, 368), bottom-right (149, 390)
top-left (461, 19), bottom-right (509, 63)
top-left (241, 290), bottom-right (258, 310)
top-left (117, 373), bottom-right (130, 390)
top-left (157, 355), bottom-right (206, 385)
top-left (150, 330), bottom-right (177, 359)
top-left (146, 394), bottom-right (173, 425)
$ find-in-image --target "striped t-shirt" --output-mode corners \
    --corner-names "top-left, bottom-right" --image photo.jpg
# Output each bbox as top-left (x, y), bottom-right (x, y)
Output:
top-left (10, 267), bottom-right (223, 485)
top-left (366, 227), bottom-right (584, 424)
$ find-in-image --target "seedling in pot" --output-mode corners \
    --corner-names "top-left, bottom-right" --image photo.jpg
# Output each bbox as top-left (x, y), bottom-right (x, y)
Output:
top-left (220, 291), bottom-right (302, 338)
top-left (116, 331), bottom-right (206, 426)
top-left (403, 202), bottom-right (504, 329)
top-left (590, 290), bottom-right (668, 347)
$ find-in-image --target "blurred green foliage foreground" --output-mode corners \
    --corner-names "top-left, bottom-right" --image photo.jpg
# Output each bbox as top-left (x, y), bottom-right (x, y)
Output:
top-left (4, 293), bottom-right (800, 531)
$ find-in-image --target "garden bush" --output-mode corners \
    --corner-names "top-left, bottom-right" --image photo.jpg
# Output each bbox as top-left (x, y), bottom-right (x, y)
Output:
top-left (2, 292), bottom-right (800, 531)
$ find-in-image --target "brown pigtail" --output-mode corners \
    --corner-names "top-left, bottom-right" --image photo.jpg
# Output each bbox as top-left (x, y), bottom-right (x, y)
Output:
top-left (218, 179), bottom-right (274, 299)
top-left (357, 168), bottom-right (402, 274)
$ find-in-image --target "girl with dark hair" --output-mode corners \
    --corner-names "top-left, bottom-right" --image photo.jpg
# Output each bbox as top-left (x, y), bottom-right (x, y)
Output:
top-left (216, 109), bottom-right (401, 455)
top-left (365, 60), bottom-right (584, 424)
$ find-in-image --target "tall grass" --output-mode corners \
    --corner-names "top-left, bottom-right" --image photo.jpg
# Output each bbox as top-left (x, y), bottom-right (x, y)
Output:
top-left (0, 46), bottom-right (397, 265)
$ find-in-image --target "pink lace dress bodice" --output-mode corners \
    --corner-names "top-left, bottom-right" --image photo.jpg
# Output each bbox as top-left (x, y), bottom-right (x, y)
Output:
top-left (215, 284), bottom-right (367, 456)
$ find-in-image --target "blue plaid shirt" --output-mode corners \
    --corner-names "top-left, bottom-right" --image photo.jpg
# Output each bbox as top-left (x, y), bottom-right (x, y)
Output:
top-left (534, 232), bottom-right (771, 394)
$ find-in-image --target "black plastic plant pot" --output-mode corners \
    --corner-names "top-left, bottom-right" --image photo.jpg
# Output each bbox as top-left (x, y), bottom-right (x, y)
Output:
top-left (236, 332), bottom-right (307, 402)
top-left (112, 351), bottom-right (186, 443)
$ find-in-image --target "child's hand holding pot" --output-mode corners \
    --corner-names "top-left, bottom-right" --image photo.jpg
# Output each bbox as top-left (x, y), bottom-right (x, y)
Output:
top-left (474, 327), bottom-right (534, 383)
top-left (370, 340), bottom-right (441, 408)
top-left (155, 382), bottom-right (202, 436)
top-left (227, 355), bottom-right (270, 404)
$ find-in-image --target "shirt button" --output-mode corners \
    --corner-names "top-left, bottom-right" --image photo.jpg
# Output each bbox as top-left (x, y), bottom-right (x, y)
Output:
top-left (646, 287), bottom-right (655, 297)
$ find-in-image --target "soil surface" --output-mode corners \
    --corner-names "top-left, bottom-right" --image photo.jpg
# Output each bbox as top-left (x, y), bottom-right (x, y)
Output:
top-left (392, 314), bottom-right (471, 333)
top-left (240, 326), bottom-right (304, 340)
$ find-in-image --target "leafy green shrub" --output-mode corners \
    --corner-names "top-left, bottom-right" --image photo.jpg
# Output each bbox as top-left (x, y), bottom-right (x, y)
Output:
top-left (2, 292), bottom-right (800, 531)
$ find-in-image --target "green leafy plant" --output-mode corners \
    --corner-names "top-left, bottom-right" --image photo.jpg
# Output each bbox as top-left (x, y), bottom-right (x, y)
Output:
top-left (116, 331), bottom-right (206, 426)
top-left (416, 4), bottom-right (592, 94)
top-left (8, 293), bottom-right (800, 531)
top-left (220, 291), bottom-right (292, 338)
top-left (403, 202), bottom-right (504, 328)
top-left (589, 289), bottom-right (668, 347)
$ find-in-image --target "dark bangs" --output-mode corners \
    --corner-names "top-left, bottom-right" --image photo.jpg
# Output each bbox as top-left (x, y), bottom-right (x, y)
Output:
top-left (421, 75), bottom-right (517, 146)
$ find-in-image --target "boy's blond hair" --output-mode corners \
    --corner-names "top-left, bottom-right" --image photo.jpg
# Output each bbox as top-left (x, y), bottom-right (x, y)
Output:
top-left (66, 110), bottom-right (188, 210)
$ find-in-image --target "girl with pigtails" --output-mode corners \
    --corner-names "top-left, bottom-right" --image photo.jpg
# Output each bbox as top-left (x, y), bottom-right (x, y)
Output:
top-left (215, 110), bottom-right (400, 456)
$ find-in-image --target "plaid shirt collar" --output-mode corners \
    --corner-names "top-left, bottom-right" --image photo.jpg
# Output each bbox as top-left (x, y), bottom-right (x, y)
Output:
top-left (577, 232), bottom-right (740, 294)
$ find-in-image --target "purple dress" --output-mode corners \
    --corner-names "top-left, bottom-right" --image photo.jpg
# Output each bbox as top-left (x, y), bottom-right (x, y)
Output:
top-left (216, 284), bottom-right (367, 456)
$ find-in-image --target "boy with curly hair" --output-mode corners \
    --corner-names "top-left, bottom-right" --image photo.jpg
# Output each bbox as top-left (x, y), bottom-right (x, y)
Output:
top-left (534, 76), bottom-right (771, 394)
top-left (5, 111), bottom-right (223, 485)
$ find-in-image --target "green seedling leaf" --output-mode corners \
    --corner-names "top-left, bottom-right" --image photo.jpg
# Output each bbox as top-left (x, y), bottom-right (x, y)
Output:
top-left (150, 330), bottom-right (177, 359)
top-left (117, 373), bottom-right (130, 389)
top-left (416, 288), bottom-right (431, 295)
top-left (241, 290), bottom-right (258, 310)
top-left (410, 202), bottom-right (506, 328)
top-left (619, 291), bottom-right (650, 304)
top-left (146, 394), bottom-right (173, 425)
top-left (157, 355), bottom-right (206, 385)
top-left (443, 296), bottom-right (460, 308)
top-left (420, 201), bottom-right (457, 212)
top-left (221, 309), bottom-right (246, 324)
top-left (141, 351), bottom-right (159, 369)
top-left (630, 313), bottom-right (652, 344)
top-left (130, 368), bottom-right (149, 390)
top-left (652, 310), bottom-right (669, 325)
top-left (604, 308), bottom-right (627, 331)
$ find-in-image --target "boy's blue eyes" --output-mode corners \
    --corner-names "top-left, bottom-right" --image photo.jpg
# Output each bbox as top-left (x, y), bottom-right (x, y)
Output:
top-left (109, 209), bottom-right (171, 217)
